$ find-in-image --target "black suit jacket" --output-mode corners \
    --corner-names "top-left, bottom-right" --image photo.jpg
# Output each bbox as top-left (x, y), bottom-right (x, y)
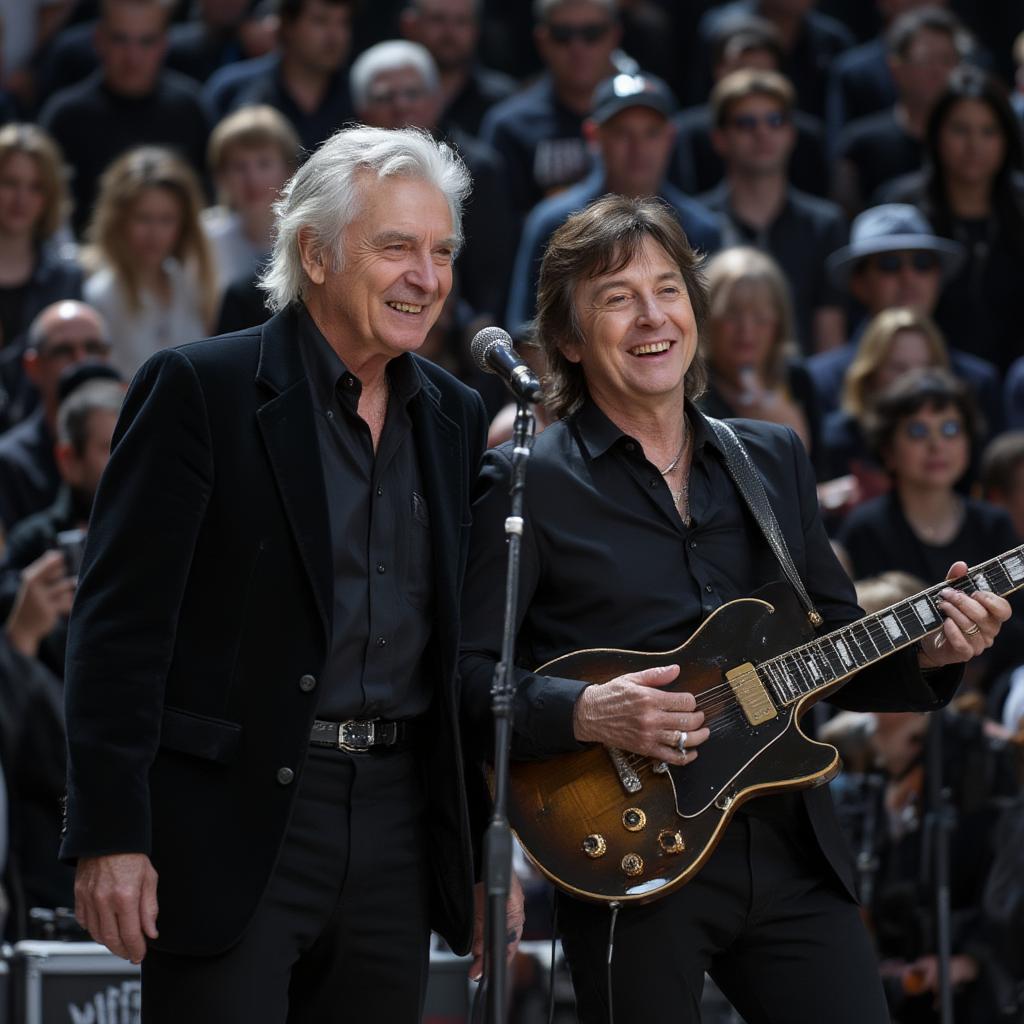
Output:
top-left (61, 306), bottom-right (488, 956)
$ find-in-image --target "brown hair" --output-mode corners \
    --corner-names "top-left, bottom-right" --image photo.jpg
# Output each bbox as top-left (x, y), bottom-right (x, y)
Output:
top-left (207, 105), bottom-right (303, 182)
top-left (86, 146), bottom-right (217, 326)
top-left (703, 246), bottom-right (795, 389)
top-left (0, 123), bottom-right (70, 241)
top-left (535, 194), bottom-right (708, 420)
top-left (710, 68), bottom-right (795, 129)
top-left (841, 308), bottom-right (949, 420)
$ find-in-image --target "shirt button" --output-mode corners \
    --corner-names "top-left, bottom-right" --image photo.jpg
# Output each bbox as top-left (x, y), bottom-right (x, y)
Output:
top-left (344, 376), bottom-right (355, 388)
top-left (376, 485), bottom-right (384, 497)
top-left (649, 479), bottom-right (658, 488)
top-left (376, 561), bottom-right (386, 574)
top-left (299, 674), bottom-right (316, 692)
top-left (689, 540), bottom-right (697, 549)
top-left (376, 636), bottom-right (388, 647)
top-left (276, 767), bottom-right (295, 786)
top-left (624, 442), bottom-right (635, 452)
top-left (705, 584), bottom-right (713, 593)
top-left (326, 410), bottom-right (334, 420)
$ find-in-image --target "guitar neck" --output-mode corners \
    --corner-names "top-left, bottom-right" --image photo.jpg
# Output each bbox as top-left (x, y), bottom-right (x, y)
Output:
top-left (758, 545), bottom-right (1024, 707)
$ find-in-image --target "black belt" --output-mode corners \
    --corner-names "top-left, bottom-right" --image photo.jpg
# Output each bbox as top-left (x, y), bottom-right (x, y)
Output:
top-left (310, 718), bottom-right (415, 753)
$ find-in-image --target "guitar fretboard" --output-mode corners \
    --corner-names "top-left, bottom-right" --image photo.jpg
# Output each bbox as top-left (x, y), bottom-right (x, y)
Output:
top-left (758, 546), bottom-right (1024, 707)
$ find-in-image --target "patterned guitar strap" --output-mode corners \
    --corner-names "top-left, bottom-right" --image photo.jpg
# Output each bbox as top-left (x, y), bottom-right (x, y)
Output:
top-left (706, 417), bottom-right (824, 629)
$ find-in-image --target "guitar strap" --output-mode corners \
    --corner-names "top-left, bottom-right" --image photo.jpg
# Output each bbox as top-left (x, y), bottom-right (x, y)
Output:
top-left (706, 416), bottom-right (824, 628)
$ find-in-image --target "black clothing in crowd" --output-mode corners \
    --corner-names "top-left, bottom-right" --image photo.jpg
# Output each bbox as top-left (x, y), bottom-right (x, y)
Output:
top-left (39, 70), bottom-right (210, 237)
top-left (295, 307), bottom-right (433, 723)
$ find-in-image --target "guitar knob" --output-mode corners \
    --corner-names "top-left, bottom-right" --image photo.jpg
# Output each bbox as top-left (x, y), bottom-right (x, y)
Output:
top-left (582, 834), bottom-right (607, 858)
top-left (622, 807), bottom-right (646, 832)
top-left (621, 853), bottom-right (644, 877)
top-left (658, 830), bottom-right (685, 854)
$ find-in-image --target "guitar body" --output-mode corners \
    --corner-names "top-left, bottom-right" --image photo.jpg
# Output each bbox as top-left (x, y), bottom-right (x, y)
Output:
top-left (508, 581), bottom-right (843, 904)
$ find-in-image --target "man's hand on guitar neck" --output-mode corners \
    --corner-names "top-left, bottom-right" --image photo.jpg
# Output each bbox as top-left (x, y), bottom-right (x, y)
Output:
top-left (917, 561), bottom-right (1012, 671)
top-left (571, 664), bottom-right (709, 765)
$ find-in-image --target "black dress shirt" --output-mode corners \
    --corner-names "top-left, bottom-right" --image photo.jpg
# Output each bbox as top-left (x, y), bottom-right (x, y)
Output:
top-left (297, 307), bottom-right (434, 721)
top-left (460, 400), bottom-right (955, 765)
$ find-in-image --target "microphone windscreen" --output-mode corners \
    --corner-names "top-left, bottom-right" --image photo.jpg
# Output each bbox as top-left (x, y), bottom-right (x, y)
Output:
top-left (470, 326), bottom-right (513, 373)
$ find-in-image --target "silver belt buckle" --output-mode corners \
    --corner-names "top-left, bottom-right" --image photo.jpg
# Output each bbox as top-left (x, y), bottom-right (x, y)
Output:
top-left (338, 719), bottom-right (375, 752)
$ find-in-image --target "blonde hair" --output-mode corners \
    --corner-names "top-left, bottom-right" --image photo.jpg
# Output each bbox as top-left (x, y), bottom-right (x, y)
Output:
top-left (86, 146), bottom-right (217, 326)
top-left (841, 307), bottom-right (948, 419)
top-left (207, 105), bottom-right (302, 183)
top-left (0, 123), bottom-right (70, 241)
top-left (703, 246), bottom-right (796, 388)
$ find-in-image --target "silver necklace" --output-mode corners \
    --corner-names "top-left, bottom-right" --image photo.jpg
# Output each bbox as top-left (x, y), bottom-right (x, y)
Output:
top-left (659, 424), bottom-right (688, 476)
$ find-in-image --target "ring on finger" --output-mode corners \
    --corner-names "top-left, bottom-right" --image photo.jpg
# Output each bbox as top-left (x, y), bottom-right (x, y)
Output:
top-left (677, 730), bottom-right (688, 754)
top-left (964, 623), bottom-right (981, 637)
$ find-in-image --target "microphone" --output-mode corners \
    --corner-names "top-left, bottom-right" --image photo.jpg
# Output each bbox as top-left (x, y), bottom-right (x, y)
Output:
top-left (470, 326), bottom-right (544, 404)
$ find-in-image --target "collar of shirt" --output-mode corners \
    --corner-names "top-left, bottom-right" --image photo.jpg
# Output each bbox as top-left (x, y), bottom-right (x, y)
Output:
top-left (571, 394), bottom-right (724, 464)
top-left (295, 302), bottom-right (422, 416)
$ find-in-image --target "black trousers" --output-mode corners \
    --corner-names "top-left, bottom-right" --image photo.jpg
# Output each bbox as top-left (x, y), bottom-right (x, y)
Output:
top-left (141, 745), bottom-right (431, 1023)
top-left (559, 811), bottom-right (890, 1024)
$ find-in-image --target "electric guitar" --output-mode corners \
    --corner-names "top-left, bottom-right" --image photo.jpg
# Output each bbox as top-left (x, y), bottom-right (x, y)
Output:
top-left (507, 547), bottom-right (1024, 904)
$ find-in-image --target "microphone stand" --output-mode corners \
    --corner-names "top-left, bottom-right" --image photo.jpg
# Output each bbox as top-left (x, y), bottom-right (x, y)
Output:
top-left (483, 399), bottom-right (537, 1024)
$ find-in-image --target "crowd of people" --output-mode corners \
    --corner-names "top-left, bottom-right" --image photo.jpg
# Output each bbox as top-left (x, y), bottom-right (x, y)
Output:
top-left (0, 0), bottom-right (1022, 1021)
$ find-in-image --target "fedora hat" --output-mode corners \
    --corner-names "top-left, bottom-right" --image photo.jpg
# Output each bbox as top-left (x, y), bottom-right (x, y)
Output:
top-left (827, 204), bottom-right (964, 289)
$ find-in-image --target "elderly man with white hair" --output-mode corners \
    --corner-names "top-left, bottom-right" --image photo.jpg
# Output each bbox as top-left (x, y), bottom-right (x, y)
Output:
top-left (60, 125), bottom-right (523, 1023)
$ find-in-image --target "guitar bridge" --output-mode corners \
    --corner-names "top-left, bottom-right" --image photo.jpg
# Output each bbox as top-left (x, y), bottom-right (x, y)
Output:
top-left (607, 747), bottom-right (642, 794)
top-left (725, 662), bottom-right (777, 726)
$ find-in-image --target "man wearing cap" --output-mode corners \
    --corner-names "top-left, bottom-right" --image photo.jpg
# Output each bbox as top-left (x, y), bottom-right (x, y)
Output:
top-left (505, 71), bottom-right (721, 335)
top-left (806, 203), bottom-right (1001, 429)
top-left (0, 302), bottom-right (114, 533)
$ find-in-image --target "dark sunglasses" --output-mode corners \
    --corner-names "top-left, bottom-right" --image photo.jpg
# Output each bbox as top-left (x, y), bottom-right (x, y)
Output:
top-left (727, 111), bottom-right (790, 132)
top-left (871, 251), bottom-right (940, 275)
top-left (547, 21), bottom-right (612, 45)
top-left (366, 85), bottom-right (429, 106)
top-left (903, 417), bottom-right (964, 441)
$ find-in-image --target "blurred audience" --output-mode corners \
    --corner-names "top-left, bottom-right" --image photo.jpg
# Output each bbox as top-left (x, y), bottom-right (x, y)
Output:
top-left (480, 0), bottom-right (621, 226)
top-left (838, 368), bottom-right (1022, 690)
top-left (203, 104), bottom-right (301, 297)
top-left (832, 7), bottom-right (968, 216)
top-left (0, 300), bottom-right (112, 533)
top-left (880, 65), bottom-right (1024, 373)
top-left (668, 15), bottom-right (829, 199)
top-left (700, 68), bottom-right (847, 353)
top-left (228, 0), bottom-right (355, 154)
top-left (399, 0), bottom-right (517, 137)
top-left (82, 146), bottom-right (216, 378)
top-left (506, 71), bottom-right (720, 334)
top-left (979, 432), bottom-right (1024, 542)
top-left (39, 0), bottom-right (210, 238)
top-left (699, 245), bottom-right (819, 459)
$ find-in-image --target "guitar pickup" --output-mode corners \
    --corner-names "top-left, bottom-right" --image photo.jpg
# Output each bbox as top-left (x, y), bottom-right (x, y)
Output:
top-left (725, 663), bottom-right (778, 726)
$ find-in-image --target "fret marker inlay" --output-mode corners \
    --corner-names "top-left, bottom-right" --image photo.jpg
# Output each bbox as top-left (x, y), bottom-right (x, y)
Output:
top-left (913, 599), bottom-right (938, 625)
top-left (882, 614), bottom-right (902, 642)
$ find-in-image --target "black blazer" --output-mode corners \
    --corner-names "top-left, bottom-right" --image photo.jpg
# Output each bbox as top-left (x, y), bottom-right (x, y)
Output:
top-left (61, 306), bottom-right (488, 956)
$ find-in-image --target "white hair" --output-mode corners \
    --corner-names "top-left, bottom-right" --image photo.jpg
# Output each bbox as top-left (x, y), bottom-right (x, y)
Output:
top-left (259, 124), bottom-right (471, 313)
top-left (349, 40), bottom-right (440, 112)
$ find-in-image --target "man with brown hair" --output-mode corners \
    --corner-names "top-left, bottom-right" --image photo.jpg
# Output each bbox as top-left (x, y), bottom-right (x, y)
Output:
top-left (700, 68), bottom-right (847, 353)
top-left (38, 0), bottom-right (209, 237)
top-left (460, 193), bottom-right (1009, 1023)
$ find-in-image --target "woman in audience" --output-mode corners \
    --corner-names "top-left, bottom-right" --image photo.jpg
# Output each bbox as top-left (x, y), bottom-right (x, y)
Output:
top-left (821, 307), bottom-right (949, 483)
top-left (881, 66), bottom-right (1024, 372)
top-left (699, 246), bottom-right (820, 465)
top-left (202, 105), bottom-right (301, 294)
top-left (0, 124), bottom-right (81, 352)
top-left (838, 367), bottom-right (1022, 691)
top-left (83, 147), bottom-right (216, 378)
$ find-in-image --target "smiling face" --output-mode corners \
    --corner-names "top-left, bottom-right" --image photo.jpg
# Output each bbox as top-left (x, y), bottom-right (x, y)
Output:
top-left (302, 172), bottom-right (457, 367)
top-left (561, 235), bottom-right (698, 418)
